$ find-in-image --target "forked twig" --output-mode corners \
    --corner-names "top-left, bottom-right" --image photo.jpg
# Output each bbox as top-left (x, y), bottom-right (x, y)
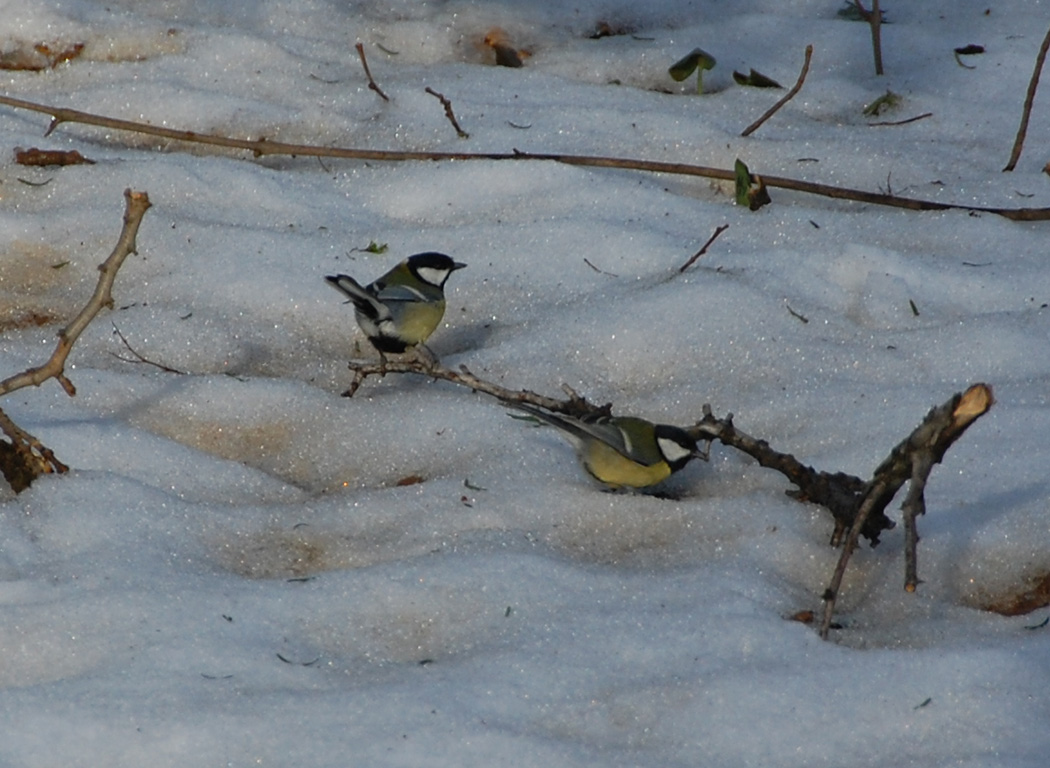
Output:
top-left (741, 44), bottom-right (813, 137)
top-left (0, 189), bottom-right (152, 398)
top-left (110, 322), bottom-right (185, 374)
top-left (1003, 22), bottom-right (1050, 171)
top-left (354, 42), bottom-right (390, 101)
top-left (345, 355), bottom-right (991, 638)
top-left (818, 383), bottom-right (994, 638)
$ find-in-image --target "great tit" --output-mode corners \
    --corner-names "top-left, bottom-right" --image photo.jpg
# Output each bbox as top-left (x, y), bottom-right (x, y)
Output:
top-left (513, 403), bottom-right (703, 490)
top-left (326, 252), bottom-right (466, 356)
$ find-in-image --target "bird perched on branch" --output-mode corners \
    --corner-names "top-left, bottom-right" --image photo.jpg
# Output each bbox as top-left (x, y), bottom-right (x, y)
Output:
top-left (512, 403), bottom-right (704, 490)
top-left (326, 252), bottom-right (466, 360)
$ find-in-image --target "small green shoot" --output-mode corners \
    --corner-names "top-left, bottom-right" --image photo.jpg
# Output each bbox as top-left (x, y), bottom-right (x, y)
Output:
top-left (863, 90), bottom-right (900, 117)
top-left (508, 412), bottom-right (544, 426)
top-left (734, 158), bottom-right (771, 211)
top-left (669, 48), bottom-right (716, 94)
top-left (732, 68), bottom-right (783, 88)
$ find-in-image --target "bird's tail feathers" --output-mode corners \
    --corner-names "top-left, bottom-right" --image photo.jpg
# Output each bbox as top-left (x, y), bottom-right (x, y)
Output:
top-left (507, 401), bottom-right (593, 442)
top-left (325, 274), bottom-right (370, 302)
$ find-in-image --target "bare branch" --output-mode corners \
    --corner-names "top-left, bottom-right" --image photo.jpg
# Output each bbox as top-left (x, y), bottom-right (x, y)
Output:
top-left (3, 95), bottom-right (1049, 220)
top-left (342, 357), bottom-right (610, 418)
top-left (688, 406), bottom-right (884, 546)
top-left (354, 42), bottom-right (390, 102)
top-left (741, 44), bottom-right (813, 137)
top-left (1003, 22), bottom-right (1050, 171)
top-left (341, 353), bottom-right (993, 638)
top-left (678, 223), bottom-right (729, 272)
top-left (425, 87), bottom-right (469, 138)
top-left (818, 383), bottom-right (994, 638)
top-left (0, 189), bottom-right (149, 490)
top-left (0, 188), bottom-right (151, 398)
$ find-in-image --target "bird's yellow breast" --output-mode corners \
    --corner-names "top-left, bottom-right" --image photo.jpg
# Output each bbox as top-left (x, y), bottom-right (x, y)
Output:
top-left (580, 440), bottom-right (671, 489)
top-left (396, 299), bottom-right (445, 345)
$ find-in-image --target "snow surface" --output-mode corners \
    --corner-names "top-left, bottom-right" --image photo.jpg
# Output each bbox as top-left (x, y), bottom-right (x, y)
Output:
top-left (2, 0), bottom-right (1050, 765)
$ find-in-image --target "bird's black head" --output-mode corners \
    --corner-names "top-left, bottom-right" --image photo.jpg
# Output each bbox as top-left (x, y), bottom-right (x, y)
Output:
top-left (653, 425), bottom-right (701, 470)
top-left (406, 252), bottom-right (467, 287)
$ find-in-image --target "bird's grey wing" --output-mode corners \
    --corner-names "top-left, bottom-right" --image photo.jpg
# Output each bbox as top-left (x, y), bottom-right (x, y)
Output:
top-left (511, 404), bottom-right (632, 457)
top-left (372, 282), bottom-right (429, 304)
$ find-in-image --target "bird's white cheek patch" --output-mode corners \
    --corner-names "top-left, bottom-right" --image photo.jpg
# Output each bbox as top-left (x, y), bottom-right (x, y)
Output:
top-left (416, 267), bottom-right (449, 286)
top-left (657, 437), bottom-right (694, 463)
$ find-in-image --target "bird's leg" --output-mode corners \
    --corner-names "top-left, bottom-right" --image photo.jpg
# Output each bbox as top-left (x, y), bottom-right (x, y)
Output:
top-left (414, 344), bottom-right (439, 370)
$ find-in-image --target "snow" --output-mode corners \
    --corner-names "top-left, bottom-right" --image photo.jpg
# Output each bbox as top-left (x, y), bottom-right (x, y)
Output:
top-left (2, 0), bottom-right (1050, 765)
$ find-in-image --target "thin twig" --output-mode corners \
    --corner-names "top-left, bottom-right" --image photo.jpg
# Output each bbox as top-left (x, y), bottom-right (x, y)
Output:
top-left (342, 358), bottom-right (610, 418)
top-left (1003, 22), bottom-right (1050, 171)
top-left (678, 223), bottom-right (729, 272)
top-left (2, 94), bottom-right (1050, 220)
top-left (425, 87), bottom-right (469, 138)
top-left (110, 322), bottom-right (185, 374)
top-left (583, 257), bottom-right (618, 277)
top-left (869, 112), bottom-right (933, 127)
top-left (785, 302), bottom-right (809, 323)
top-left (354, 42), bottom-right (390, 102)
top-left (0, 188), bottom-right (152, 398)
top-left (741, 44), bottom-right (813, 137)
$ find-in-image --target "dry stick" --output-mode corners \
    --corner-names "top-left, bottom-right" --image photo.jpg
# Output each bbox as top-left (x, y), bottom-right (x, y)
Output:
top-left (1003, 22), bottom-right (1050, 171)
top-left (869, 112), bottom-right (933, 127)
top-left (850, 1), bottom-right (884, 76)
top-left (425, 87), bottom-right (469, 138)
top-left (818, 383), bottom-right (994, 638)
top-left (678, 223), bottom-right (729, 272)
top-left (2, 94), bottom-right (1050, 220)
top-left (354, 42), bottom-right (390, 101)
top-left (741, 44), bottom-right (813, 137)
top-left (870, 0), bottom-right (884, 75)
top-left (0, 188), bottom-right (152, 398)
